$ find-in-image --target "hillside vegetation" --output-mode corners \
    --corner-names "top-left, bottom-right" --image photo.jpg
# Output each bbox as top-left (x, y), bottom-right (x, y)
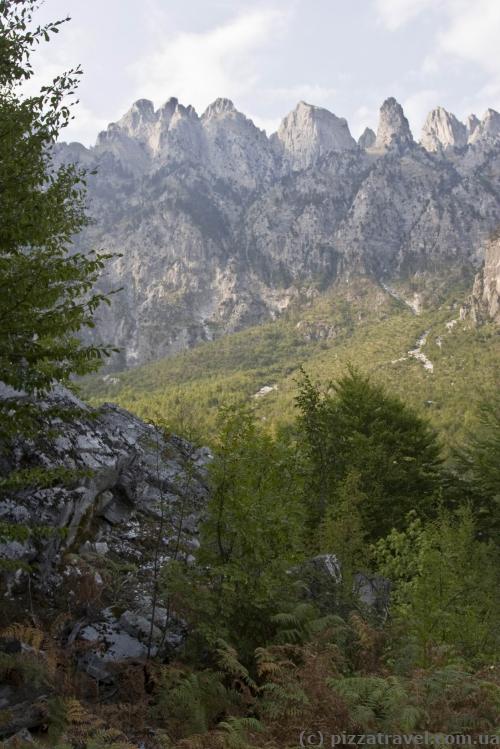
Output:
top-left (82, 276), bottom-right (500, 448)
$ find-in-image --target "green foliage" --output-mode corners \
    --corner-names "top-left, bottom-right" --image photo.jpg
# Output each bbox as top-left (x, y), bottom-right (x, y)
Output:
top-left (456, 388), bottom-right (500, 539)
top-left (172, 405), bottom-right (307, 660)
top-left (82, 277), bottom-right (500, 453)
top-left (153, 667), bottom-right (230, 739)
top-left (329, 674), bottom-right (420, 731)
top-left (318, 470), bottom-right (368, 604)
top-left (296, 366), bottom-right (443, 540)
top-left (0, 0), bottom-right (116, 438)
top-left (374, 507), bottom-right (500, 668)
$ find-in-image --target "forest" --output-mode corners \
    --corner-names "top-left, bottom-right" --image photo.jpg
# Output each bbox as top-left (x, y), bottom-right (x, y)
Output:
top-left (0, 2), bottom-right (499, 747)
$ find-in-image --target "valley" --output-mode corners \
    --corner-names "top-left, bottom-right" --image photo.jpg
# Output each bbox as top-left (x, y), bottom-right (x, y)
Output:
top-left (82, 274), bottom-right (500, 448)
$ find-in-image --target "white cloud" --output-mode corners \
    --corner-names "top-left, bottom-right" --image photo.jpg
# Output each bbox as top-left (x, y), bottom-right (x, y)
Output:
top-left (266, 84), bottom-right (338, 105)
top-left (437, 1), bottom-right (500, 76)
top-left (250, 114), bottom-right (281, 135)
top-left (351, 105), bottom-right (379, 139)
top-left (59, 103), bottom-right (110, 147)
top-left (374, 0), bottom-right (437, 31)
top-left (403, 88), bottom-right (440, 133)
top-left (129, 8), bottom-right (290, 114)
top-left (374, 0), bottom-right (500, 117)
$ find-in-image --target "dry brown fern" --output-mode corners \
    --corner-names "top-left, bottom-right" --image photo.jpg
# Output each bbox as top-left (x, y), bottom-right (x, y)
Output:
top-left (1, 623), bottom-right (45, 651)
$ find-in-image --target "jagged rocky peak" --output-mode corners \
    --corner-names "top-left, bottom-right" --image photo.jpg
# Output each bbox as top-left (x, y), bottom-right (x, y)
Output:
top-left (420, 106), bottom-right (467, 151)
top-left (469, 108), bottom-right (500, 144)
top-left (375, 97), bottom-right (413, 150)
top-left (201, 97), bottom-right (276, 188)
top-left (202, 97), bottom-right (238, 120)
top-left (274, 100), bottom-right (357, 171)
top-left (358, 127), bottom-right (376, 149)
top-left (466, 114), bottom-right (480, 140)
top-left (117, 98), bottom-right (156, 137)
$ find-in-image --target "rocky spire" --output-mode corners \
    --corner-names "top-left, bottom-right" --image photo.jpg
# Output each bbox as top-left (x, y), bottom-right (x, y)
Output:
top-left (375, 97), bottom-right (413, 150)
top-left (358, 127), bottom-right (376, 149)
top-left (274, 101), bottom-right (356, 171)
top-left (469, 108), bottom-right (500, 144)
top-left (201, 98), bottom-right (276, 189)
top-left (420, 106), bottom-right (467, 151)
top-left (202, 98), bottom-right (238, 120)
top-left (114, 99), bottom-right (157, 140)
top-left (466, 114), bottom-right (480, 140)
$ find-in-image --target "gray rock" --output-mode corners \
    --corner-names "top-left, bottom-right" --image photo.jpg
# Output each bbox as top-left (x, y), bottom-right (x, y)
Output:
top-left (375, 96), bottom-right (414, 150)
top-left (3, 728), bottom-right (35, 746)
top-left (469, 108), bottom-right (500, 144)
top-left (358, 127), bottom-right (376, 149)
top-left (461, 234), bottom-right (500, 324)
top-left (51, 94), bottom-right (500, 367)
top-left (353, 572), bottom-right (391, 616)
top-left (420, 106), bottom-right (467, 151)
top-left (273, 100), bottom-right (356, 171)
top-left (119, 610), bottom-right (162, 644)
top-left (0, 386), bottom-right (210, 649)
top-left (296, 554), bottom-right (390, 617)
top-left (0, 684), bottom-right (49, 738)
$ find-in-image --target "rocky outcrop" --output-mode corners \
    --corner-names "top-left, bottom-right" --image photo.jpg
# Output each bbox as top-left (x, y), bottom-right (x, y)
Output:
top-left (54, 94), bottom-right (500, 368)
top-left (295, 554), bottom-right (390, 619)
top-left (461, 234), bottom-right (500, 324)
top-left (273, 100), bottom-right (357, 171)
top-left (466, 114), bottom-right (480, 140)
top-left (374, 96), bottom-right (414, 150)
top-left (420, 106), bottom-right (467, 151)
top-left (358, 127), bottom-right (376, 149)
top-left (201, 98), bottom-right (277, 189)
top-left (469, 108), bottom-right (500, 145)
top-left (0, 387), bottom-right (210, 669)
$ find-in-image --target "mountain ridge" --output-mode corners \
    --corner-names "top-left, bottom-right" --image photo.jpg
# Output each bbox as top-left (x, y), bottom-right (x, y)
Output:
top-left (55, 95), bottom-right (500, 369)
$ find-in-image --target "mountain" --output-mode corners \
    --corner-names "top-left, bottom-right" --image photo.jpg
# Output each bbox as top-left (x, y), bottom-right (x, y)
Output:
top-left (462, 233), bottom-right (500, 324)
top-left (55, 97), bottom-right (500, 369)
top-left (420, 106), bottom-right (467, 151)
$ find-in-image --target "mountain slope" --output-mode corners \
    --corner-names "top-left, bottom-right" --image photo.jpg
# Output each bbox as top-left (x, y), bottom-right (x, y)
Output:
top-left (57, 96), bottom-right (500, 369)
top-left (81, 274), bottom-right (500, 448)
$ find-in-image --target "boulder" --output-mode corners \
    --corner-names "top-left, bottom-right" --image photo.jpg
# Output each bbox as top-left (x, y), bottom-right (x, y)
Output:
top-left (0, 386), bottom-right (210, 595)
top-left (296, 554), bottom-right (390, 618)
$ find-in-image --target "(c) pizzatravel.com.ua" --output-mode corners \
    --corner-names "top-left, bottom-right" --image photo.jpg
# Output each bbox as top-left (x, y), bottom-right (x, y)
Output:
top-left (299, 732), bottom-right (500, 747)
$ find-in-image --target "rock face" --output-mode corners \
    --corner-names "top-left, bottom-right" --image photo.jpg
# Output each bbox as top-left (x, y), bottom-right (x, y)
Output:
top-left (466, 113), bottom-right (480, 140)
top-left (374, 96), bottom-right (414, 150)
top-left (0, 387), bottom-right (210, 668)
top-left (272, 100), bottom-right (356, 170)
top-left (420, 106), bottom-right (467, 151)
top-left (469, 108), bottom-right (500, 144)
top-left (54, 95), bottom-right (500, 368)
top-left (461, 234), bottom-right (500, 324)
top-left (358, 127), bottom-right (376, 149)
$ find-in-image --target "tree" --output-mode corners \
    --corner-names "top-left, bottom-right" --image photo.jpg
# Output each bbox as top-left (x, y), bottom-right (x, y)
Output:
top-left (295, 367), bottom-right (443, 541)
top-left (455, 389), bottom-right (500, 540)
top-left (374, 507), bottom-right (500, 668)
top-left (167, 405), bottom-right (306, 661)
top-left (0, 0), bottom-right (116, 437)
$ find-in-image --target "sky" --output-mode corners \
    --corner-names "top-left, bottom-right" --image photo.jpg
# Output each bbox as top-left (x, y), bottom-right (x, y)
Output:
top-left (26, 0), bottom-right (500, 146)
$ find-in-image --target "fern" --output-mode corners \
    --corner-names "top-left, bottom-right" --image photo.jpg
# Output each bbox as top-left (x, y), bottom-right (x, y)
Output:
top-left (216, 716), bottom-right (263, 749)
top-left (328, 675), bottom-right (420, 731)
top-left (1, 624), bottom-right (44, 652)
top-left (215, 640), bottom-right (257, 692)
